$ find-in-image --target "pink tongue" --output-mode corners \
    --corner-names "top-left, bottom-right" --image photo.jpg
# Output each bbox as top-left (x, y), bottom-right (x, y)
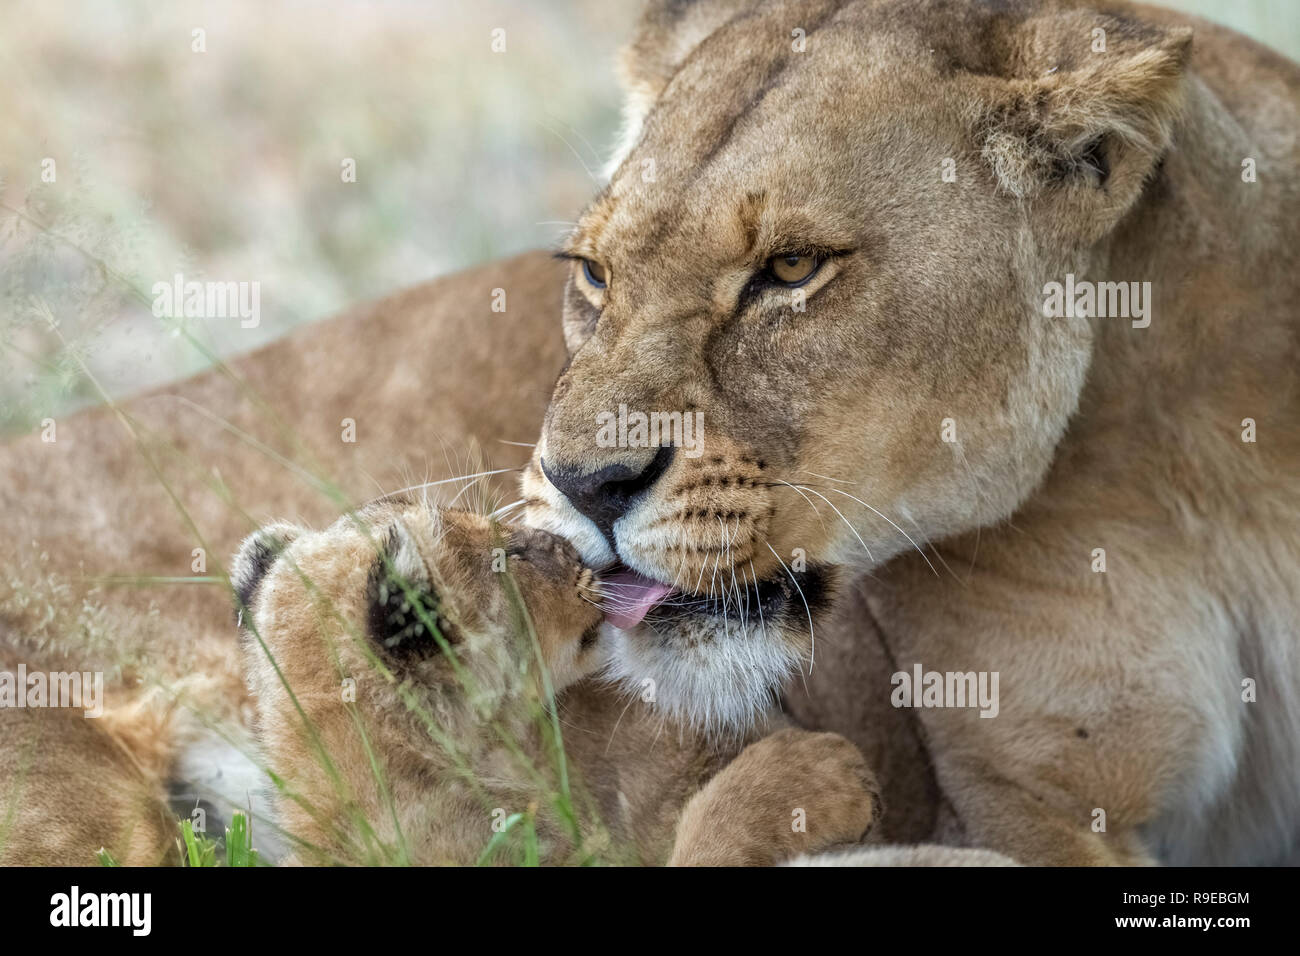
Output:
top-left (601, 569), bottom-right (674, 630)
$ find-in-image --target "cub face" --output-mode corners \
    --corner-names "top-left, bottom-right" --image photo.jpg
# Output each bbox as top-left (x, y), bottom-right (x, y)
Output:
top-left (231, 500), bottom-right (605, 864)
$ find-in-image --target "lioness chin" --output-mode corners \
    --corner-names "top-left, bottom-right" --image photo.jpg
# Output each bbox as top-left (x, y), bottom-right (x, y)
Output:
top-left (519, 0), bottom-right (1300, 864)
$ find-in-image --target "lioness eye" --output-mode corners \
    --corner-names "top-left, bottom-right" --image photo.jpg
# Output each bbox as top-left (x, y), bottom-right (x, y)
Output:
top-left (768, 254), bottom-right (820, 286)
top-left (582, 259), bottom-right (608, 289)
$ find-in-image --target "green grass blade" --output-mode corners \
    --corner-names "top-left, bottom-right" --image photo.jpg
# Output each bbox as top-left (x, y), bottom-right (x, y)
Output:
top-left (225, 811), bottom-right (259, 867)
top-left (475, 812), bottom-right (525, 866)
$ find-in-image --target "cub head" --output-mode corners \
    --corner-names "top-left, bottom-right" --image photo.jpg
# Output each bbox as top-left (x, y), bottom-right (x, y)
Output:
top-left (231, 500), bottom-right (604, 864)
top-left (523, 0), bottom-right (1192, 728)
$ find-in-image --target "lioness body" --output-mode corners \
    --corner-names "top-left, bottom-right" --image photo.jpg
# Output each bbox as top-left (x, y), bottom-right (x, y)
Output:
top-left (793, 1), bottom-right (1300, 865)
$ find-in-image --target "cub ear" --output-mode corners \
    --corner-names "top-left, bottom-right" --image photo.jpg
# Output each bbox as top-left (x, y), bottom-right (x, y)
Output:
top-left (367, 521), bottom-right (450, 659)
top-left (978, 10), bottom-right (1192, 239)
top-left (231, 522), bottom-right (303, 625)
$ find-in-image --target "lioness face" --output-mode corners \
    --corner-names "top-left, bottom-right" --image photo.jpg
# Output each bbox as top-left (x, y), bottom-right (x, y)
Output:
top-left (232, 502), bottom-right (605, 862)
top-left (524, 0), bottom-right (1185, 728)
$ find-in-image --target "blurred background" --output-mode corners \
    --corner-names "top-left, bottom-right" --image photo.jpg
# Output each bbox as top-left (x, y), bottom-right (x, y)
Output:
top-left (2, 0), bottom-right (1296, 437)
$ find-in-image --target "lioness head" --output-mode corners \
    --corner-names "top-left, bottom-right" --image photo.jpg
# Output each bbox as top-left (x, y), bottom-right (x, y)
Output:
top-left (231, 501), bottom-right (604, 864)
top-left (523, 0), bottom-right (1192, 728)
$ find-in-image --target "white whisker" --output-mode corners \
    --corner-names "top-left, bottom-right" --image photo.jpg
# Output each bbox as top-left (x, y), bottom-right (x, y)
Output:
top-left (768, 477), bottom-right (827, 529)
top-left (369, 467), bottom-right (518, 506)
top-left (489, 499), bottom-right (527, 521)
top-left (821, 487), bottom-right (939, 577)
top-left (795, 485), bottom-right (875, 564)
top-left (799, 469), bottom-right (853, 485)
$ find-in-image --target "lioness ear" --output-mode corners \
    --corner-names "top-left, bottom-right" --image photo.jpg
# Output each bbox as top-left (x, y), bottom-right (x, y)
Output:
top-left (231, 522), bottom-right (303, 625)
top-left (978, 11), bottom-right (1192, 239)
top-left (609, 0), bottom-right (753, 174)
top-left (367, 521), bottom-right (450, 658)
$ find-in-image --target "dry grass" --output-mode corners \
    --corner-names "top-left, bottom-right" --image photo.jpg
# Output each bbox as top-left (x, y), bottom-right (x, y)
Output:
top-left (2, 1), bottom-right (1293, 435)
top-left (0, 0), bottom-right (636, 434)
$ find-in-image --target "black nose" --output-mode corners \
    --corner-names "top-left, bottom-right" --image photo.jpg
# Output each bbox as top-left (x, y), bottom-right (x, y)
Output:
top-left (541, 445), bottom-right (675, 544)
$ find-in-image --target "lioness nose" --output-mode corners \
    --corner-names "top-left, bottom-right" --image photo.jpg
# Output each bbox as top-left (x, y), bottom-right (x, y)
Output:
top-left (541, 445), bottom-right (675, 543)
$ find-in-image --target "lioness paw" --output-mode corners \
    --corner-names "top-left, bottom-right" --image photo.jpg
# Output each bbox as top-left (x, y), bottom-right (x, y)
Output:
top-left (669, 729), bottom-right (880, 866)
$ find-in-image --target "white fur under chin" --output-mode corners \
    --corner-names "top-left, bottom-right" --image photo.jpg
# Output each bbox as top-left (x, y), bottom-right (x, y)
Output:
top-left (599, 620), bottom-right (799, 736)
top-left (524, 465), bottom-right (799, 733)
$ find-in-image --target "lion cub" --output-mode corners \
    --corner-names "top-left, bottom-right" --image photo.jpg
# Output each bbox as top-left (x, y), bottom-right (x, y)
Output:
top-left (233, 498), bottom-right (878, 865)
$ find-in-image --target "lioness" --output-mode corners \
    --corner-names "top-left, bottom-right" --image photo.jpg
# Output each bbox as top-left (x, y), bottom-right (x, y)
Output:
top-left (518, 0), bottom-right (1300, 864)
top-left (231, 500), bottom-right (879, 865)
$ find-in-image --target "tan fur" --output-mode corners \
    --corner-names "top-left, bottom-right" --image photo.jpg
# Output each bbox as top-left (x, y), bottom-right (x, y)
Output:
top-left (0, 645), bottom-right (180, 866)
top-left (0, 252), bottom-right (573, 865)
top-left (0, 248), bottom-right (883, 867)
top-left (235, 504), bottom-right (878, 865)
top-left (787, 844), bottom-right (1019, 866)
top-left (668, 729), bottom-right (879, 865)
top-left (521, 0), bottom-right (1300, 864)
top-left (3, 0), bottom-right (1298, 868)
top-left (0, 251), bottom-right (571, 724)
